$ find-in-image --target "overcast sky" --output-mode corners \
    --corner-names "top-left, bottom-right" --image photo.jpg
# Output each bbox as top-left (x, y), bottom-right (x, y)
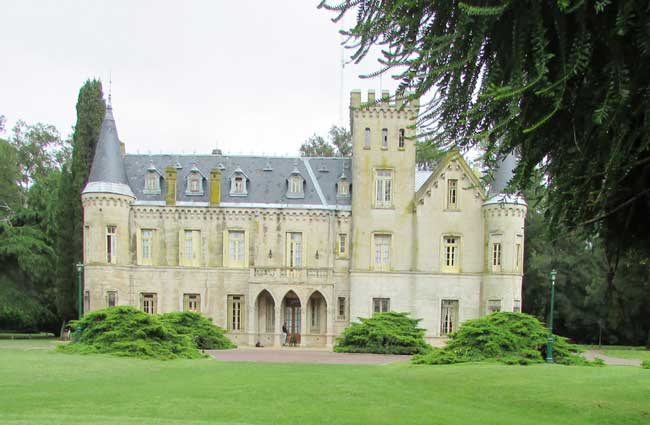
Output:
top-left (0, 0), bottom-right (401, 156)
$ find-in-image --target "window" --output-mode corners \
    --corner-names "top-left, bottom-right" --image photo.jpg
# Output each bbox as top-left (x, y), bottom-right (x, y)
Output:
top-left (184, 294), bottom-right (201, 312)
top-left (447, 179), bottom-right (458, 209)
top-left (287, 175), bottom-right (304, 197)
top-left (373, 298), bottom-right (390, 313)
top-left (337, 297), bottom-right (346, 320)
top-left (381, 128), bottom-right (388, 149)
top-left (234, 176), bottom-right (244, 193)
top-left (488, 299), bottom-right (502, 314)
top-left (141, 293), bottom-right (157, 314)
top-left (338, 233), bottom-right (347, 256)
top-left (228, 230), bottom-right (245, 267)
top-left (107, 291), bottom-right (117, 308)
top-left (185, 230), bottom-right (194, 261)
top-left (141, 229), bottom-right (153, 263)
top-left (492, 242), bottom-right (502, 272)
top-left (187, 173), bottom-right (202, 194)
top-left (144, 171), bottom-right (160, 193)
top-left (373, 234), bottom-right (391, 270)
top-left (374, 169), bottom-right (393, 207)
top-left (443, 236), bottom-right (459, 272)
top-left (364, 128), bottom-right (371, 148)
top-left (337, 178), bottom-right (350, 197)
top-left (83, 290), bottom-right (90, 313)
top-left (106, 225), bottom-right (117, 264)
top-left (515, 235), bottom-right (523, 272)
top-left (441, 300), bottom-right (459, 335)
top-left (287, 232), bottom-right (303, 268)
top-left (181, 230), bottom-right (201, 266)
top-left (229, 170), bottom-right (249, 196)
top-left (398, 129), bottom-right (405, 149)
top-left (228, 295), bottom-right (244, 331)
top-left (513, 300), bottom-right (521, 313)
top-left (310, 297), bottom-right (321, 333)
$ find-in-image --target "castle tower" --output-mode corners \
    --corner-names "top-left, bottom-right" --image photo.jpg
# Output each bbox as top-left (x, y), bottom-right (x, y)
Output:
top-left (481, 152), bottom-right (527, 313)
top-left (82, 103), bottom-right (135, 267)
top-left (349, 89), bottom-right (419, 272)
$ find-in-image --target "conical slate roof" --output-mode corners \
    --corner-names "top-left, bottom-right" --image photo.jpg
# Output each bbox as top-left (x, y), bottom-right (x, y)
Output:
top-left (484, 151), bottom-right (526, 206)
top-left (489, 151), bottom-right (518, 196)
top-left (82, 105), bottom-right (134, 197)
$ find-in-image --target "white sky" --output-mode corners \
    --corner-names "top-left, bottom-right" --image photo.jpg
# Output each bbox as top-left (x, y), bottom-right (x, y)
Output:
top-left (0, 0), bottom-right (401, 156)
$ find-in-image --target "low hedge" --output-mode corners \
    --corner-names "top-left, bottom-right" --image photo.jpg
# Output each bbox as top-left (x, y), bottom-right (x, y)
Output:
top-left (412, 312), bottom-right (594, 366)
top-left (334, 312), bottom-right (430, 355)
top-left (59, 306), bottom-right (234, 360)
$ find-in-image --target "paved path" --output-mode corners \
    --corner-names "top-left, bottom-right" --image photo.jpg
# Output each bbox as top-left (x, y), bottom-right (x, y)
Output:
top-left (208, 348), bottom-right (411, 365)
top-left (583, 350), bottom-right (642, 366)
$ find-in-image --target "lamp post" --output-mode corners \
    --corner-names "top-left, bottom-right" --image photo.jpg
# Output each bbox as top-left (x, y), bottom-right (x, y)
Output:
top-left (546, 269), bottom-right (557, 363)
top-left (76, 262), bottom-right (84, 319)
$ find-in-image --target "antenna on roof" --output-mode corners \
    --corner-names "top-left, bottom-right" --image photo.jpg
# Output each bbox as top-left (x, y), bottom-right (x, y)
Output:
top-left (108, 71), bottom-right (112, 107)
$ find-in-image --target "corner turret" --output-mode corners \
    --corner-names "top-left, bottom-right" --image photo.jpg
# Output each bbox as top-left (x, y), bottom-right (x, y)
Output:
top-left (82, 104), bottom-right (134, 198)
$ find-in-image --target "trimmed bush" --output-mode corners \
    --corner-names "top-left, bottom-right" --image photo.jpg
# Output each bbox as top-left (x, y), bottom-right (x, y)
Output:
top-left (642, 360), bottom-right (650, 369)
top-left (412, 312), bottom-right (592, 366)
top-left (334, 312), bottom-right (430, 355)
top-left (58, 306), bottom-right (204, 360)
top-left (159, 311), bottom-right (235, 350)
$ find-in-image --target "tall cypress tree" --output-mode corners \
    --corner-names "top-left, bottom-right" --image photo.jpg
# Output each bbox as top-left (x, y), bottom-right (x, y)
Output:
top-left (55, 80), bottom-right (105, 323)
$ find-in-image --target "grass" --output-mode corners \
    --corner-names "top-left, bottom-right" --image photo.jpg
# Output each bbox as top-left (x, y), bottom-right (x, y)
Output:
top-left (601, 348), bottom-right (650, 362)
top-left (0, 341), bottom-right (649, 425)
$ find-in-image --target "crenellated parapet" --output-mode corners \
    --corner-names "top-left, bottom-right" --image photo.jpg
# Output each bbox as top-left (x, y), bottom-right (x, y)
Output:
top-left (350, 89), bottom-right (419, 120)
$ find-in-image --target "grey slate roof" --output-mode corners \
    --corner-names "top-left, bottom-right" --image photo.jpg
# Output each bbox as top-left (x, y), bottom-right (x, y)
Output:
top-left (124, 154), bottom-right (353, 208)
top-left (86, 106), bottom-right (130, 186)
top-left (489, 151), bottom-right (518, 195)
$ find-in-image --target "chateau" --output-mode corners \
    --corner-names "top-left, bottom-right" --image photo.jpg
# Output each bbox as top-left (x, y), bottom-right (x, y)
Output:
top-left (81, 90), bottom-right (526, 347)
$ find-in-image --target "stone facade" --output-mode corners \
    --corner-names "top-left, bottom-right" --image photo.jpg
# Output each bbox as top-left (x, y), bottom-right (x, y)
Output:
top-left (82, 90), bottom-right (526, 347)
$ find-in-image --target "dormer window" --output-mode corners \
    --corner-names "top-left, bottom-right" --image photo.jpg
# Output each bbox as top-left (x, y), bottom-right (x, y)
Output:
top-left (143, 171), bottom-right (161, 194)
top-left (188, 174), bottom-right (202, 194)
top-left (337, 175), bottom-right (350, 198)
top-left (229, 168), bottom-right (249, 196)
top-left (143, 162), bottom-right (162, 195)
top-left (287, 173), bottom-right (305, 199)
top-left (185, 165), bottom-right (205, 196)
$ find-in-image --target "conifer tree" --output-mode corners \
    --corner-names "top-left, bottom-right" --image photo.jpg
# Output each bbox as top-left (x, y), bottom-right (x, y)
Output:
top-left (320, 0), bottom-right (650, 259)
top-left (55, 80), bottom-right (105, 322)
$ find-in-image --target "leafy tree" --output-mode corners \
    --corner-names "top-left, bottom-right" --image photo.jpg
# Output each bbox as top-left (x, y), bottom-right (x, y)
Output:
top-left (8, 121), bottom-right (62, 197)
top-left (328, 126), bottom-right (352, 156)
top-left (415, 140), bottom-right (446, 168)
top-left (300, 134), bottom-right (336, 157)
top-left (320, 0), bottom-right (650, 261)
top-left (54, 80), bottom-right (105, 323)
top-left (300, 125), bottom-right (351, 157)
top-left (0, 139), bottom-right (21, 219)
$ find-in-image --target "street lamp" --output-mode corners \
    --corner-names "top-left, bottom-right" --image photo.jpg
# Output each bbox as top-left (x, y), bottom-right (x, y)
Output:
top-left (546, 269), bottom-right (557, 363)
top-left (76, 262), bottom-right (84, 319)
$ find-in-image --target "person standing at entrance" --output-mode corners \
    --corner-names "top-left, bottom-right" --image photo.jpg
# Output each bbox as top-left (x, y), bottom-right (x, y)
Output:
top-left (282, 322), bottom-right (288, 346)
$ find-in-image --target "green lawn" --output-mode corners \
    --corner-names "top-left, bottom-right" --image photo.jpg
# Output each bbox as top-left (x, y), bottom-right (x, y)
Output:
top-left (0, 341), bottom-right (648, 425)
top-left (601, 347), bottom-right (650, 362)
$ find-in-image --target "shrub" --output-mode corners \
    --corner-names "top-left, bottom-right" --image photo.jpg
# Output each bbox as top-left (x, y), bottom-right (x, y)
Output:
top-left (412, 312), bottom-right (592, 366)
top-left (642, 360), bottom-right (650, 370)
top-left (334, 312), bottom-right (430, 355)
top-left (58, 306), bottom-right (204, 360)
top-left (159, 311), bottom-right (235, 350)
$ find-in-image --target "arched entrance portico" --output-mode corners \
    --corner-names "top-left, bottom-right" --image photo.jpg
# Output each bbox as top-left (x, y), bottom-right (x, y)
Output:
top-left (281, 290), bottom-right (302, 345)
top-left (255, 290), bottom-right (275, 347)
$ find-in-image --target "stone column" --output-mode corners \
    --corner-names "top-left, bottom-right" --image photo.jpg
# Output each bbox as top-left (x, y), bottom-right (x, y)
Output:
top-left (274, 304), bottom-right (282, 347)
top-left (300, 304), bottom-right (307, 347)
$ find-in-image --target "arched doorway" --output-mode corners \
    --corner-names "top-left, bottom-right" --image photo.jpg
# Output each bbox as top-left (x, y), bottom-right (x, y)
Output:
top-left (255, 290), bottom-right (275, 346)
top-left (307, 291), bottom-right (327, 335)
top-left (281, 290), bottom-right (301, 345)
